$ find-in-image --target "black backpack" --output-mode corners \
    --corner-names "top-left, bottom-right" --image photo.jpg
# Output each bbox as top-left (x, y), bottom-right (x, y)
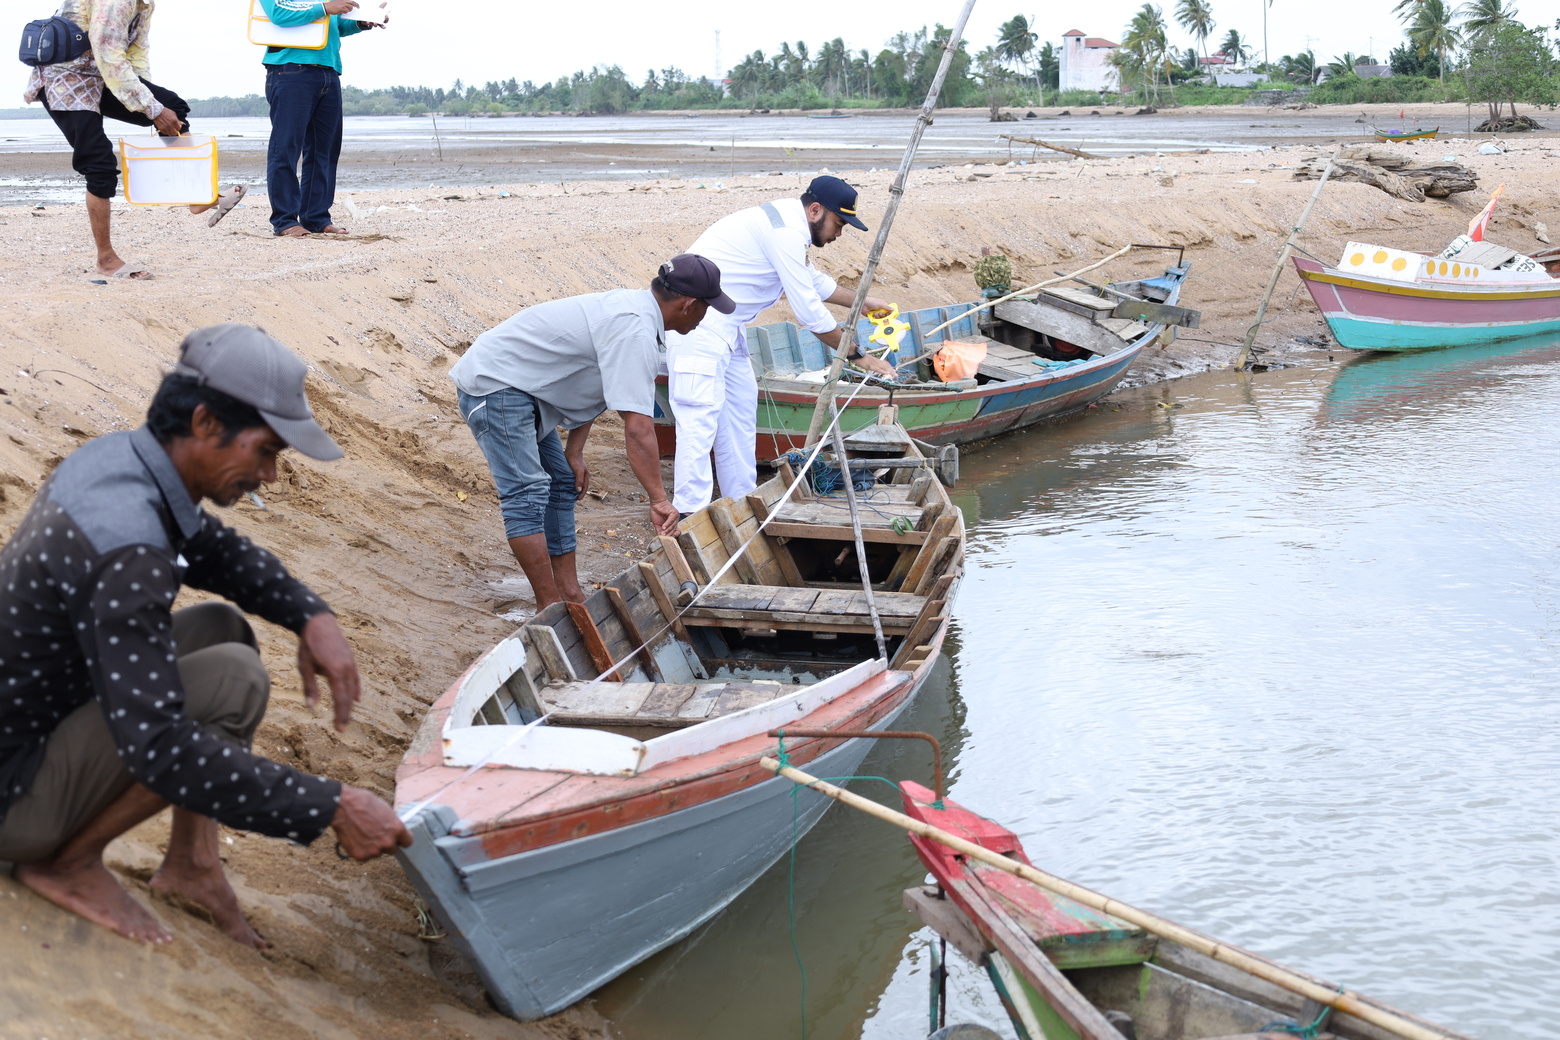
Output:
top-left (19, 14), bottom-right (89, 67)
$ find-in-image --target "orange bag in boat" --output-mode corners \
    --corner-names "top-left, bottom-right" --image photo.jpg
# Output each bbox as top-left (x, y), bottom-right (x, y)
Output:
top-left (931, 340), bottom-right (988, 382)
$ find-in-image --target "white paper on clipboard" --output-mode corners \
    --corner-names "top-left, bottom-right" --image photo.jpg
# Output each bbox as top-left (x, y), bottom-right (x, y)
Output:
top-left (351, 2), bottom-right (389, 23)
top-left (247, 0), bottom-right (329, 48)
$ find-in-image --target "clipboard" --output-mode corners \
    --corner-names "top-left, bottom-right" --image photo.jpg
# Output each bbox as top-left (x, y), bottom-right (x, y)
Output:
top-left (353, 2), bottom-right (389, 23)
top-left (118, 135), bottom-right (219, 206)
top-left (247, 0), bottom-right (329, 49)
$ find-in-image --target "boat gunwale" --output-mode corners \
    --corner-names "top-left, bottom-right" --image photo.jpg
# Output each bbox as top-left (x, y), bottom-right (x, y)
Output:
top-left (1295, 256), bottom-right (1560, 301)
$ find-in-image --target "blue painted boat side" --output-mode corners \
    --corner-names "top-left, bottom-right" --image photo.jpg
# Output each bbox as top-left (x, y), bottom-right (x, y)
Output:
top-left (396, 689), bottom-right (917, 1021)
top-left (1325, 315), bottom-right (1560, 351)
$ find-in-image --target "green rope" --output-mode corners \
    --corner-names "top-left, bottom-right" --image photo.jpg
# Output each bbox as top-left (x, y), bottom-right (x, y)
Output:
top-left (780, 734), bottom-right (809, 1040)
top-left (772, 732), bottom-right (951, 1038)
top-left (1262, 988), bottom-right (1343, 1040)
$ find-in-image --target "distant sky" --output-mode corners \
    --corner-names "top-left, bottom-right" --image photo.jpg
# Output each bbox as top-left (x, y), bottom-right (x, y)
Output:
top-left (4, 0), bottom-right (1552, 101)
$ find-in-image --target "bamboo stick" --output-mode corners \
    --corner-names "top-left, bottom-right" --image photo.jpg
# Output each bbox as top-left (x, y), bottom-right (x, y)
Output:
top-left (828, 401), bottom-right (887, 660)
top-left (802, 0), bottom-right (980, 448)
top-left (1234, 147), bottom-right (1340, 371)
top-left (759, 758), bottom-right (1465, 1040)
top-left (996, 133), bottom-right (1100, 160)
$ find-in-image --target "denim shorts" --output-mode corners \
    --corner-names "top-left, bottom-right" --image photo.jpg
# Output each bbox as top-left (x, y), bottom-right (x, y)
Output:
top-left (458, 387), bottom-right (578, 554)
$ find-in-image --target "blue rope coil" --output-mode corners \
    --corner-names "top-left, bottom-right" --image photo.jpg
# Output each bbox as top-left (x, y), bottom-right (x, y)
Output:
top-left (781, 450), bottom-right (877, 495)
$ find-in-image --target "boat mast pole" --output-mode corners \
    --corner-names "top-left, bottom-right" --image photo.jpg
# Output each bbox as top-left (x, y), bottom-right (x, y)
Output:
top-left (828, 400), bottom-right (887, 659)
top-left (802, 0), bottom-right (979, 448)
top-left (1234, 147), bottom-right (1340, 370)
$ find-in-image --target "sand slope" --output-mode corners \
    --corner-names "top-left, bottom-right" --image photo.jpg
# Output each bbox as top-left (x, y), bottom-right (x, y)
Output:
top-left (0, 142), bottom-right (1553, 1036)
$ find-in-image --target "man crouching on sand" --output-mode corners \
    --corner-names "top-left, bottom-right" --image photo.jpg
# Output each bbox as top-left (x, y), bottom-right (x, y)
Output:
top-left (0, 324), bottom-right (410, 946)
top-left (449, 254), bottom-right (734, 609)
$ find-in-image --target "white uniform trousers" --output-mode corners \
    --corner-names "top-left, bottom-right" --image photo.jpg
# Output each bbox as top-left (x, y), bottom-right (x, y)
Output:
top-left (666, 325), bottom-right (758, 514)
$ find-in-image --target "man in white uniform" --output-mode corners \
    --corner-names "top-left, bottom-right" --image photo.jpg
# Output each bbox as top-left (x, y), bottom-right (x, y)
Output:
top-left (665, 175), bottom-right (898, 514)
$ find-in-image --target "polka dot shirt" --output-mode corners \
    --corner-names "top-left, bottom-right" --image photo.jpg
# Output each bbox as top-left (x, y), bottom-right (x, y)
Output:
top-left (0, 427), bottom-right (341, 844)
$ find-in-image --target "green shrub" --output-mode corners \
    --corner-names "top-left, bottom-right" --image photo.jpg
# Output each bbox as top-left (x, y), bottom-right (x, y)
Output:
top-left (1308, 74), bottom-right (1463, 104)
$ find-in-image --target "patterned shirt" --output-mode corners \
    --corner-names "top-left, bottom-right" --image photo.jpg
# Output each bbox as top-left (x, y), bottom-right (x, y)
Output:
top-left (22, 0), bottom-right (163, 117)
top-left (0, 427), bottom-right (342, 843)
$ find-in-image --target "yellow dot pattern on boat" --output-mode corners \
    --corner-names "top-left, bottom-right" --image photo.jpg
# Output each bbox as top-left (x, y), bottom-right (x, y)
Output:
top-left (1337, 241), bottom-right (1424, 284)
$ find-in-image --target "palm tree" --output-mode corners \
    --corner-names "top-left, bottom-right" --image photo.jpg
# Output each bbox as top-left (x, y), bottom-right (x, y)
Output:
top-left (1457, 0), bottom-right (1516, 35)
top-left (817, 37), bottom-right (850, 96)
top-left (1408, 0), bottom-right (1461, 81)
top-left (1326, 51), bottom-right (1363, 78)
top-left (996, 15), bottom-right (1041, 99)
top-left (1218, 29), bottom-right (1251, 65)
top-left (1175, 0), bottom-right (1217, 62)
top-left (1282, 49), bottom-right (1320, 84)
top-left (1116, 3), bottom-right (1171, 103)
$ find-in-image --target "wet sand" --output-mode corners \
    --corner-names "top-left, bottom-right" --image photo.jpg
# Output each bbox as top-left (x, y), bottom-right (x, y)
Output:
top-left (3, 103), bottom-right (1553, 206)
top-left (0, 135), bottom-right (1554, 1037)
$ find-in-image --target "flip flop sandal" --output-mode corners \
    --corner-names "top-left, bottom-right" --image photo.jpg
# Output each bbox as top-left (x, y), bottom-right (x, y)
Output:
top-left (107, 262), bottom-right (153, 280)
top-left (207, 184), bottom-right (248, 228)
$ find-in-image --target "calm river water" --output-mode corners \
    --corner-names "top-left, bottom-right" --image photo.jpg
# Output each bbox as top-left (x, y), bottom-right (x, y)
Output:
top-left (594, 336), bottom-right (1560, 1040)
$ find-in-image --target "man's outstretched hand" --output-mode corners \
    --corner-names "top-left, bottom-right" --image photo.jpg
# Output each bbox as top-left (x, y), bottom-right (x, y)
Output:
top-left (299, 612), bottom-right (362, 732)
top-left (331, 785), bottom-right (412, 860)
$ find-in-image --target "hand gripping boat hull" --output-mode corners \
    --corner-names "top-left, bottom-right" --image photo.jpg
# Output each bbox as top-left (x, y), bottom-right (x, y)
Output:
top-left (394, 418), bottom-right (963, 1020)
top-left (652, 264), bottom-right (1195, 457)
top-left (1295, 241), bottom-right (1560, 351)
top-left (899, 783), bottom-right (1479, 1040)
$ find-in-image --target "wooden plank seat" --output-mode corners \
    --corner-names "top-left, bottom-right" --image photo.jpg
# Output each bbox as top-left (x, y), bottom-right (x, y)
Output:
top-left (682, 585), bottom-right (928, 635)
top-left (538, 678), bottom-right (805, 728)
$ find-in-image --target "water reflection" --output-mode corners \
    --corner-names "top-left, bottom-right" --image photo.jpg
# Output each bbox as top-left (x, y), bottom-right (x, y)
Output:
top-left (593, 642), bottom-right (968, 1040)
top-left (600, 339), bottom-right (1560, 1040)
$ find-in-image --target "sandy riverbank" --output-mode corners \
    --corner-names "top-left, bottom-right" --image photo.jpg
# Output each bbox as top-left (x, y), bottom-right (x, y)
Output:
top-left (0, 142), bottom-right (1555, 1038)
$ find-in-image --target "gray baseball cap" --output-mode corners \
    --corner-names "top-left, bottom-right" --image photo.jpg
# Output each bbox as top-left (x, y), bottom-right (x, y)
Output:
top-left (173, 324), bottom-right (343, 461)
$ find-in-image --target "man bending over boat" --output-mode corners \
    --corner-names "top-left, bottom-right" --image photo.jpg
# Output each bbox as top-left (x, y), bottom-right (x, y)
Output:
top-left (450, 254), bottom-right (734, 609)
top-left (665, 175), bottom-right (898, 514)
top-left (0, 325), bottom-right (411, 946)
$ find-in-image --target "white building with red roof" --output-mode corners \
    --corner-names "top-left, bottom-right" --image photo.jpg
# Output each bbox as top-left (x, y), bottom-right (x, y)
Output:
top-left (1060, 29), bottom-right (1121, 93)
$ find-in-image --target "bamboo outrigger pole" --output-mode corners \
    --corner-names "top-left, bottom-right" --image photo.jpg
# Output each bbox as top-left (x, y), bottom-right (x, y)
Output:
top-left (802, 0), bottom-right (980, 448)
top-left (1233, 147), bottom-right (1340, 371)
top-left (759, 758), bottom-right (1466, 1040)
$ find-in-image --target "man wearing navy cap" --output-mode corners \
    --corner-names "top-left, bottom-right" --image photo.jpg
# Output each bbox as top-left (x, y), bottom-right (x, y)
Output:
top-left (665, 175), bottom-right (896, 515)
top-left (451, 255), bottom-right (733, 609)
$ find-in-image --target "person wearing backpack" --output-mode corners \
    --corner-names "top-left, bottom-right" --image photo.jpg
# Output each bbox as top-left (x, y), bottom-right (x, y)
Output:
top-left (20, 0), bottom-right (244, 280)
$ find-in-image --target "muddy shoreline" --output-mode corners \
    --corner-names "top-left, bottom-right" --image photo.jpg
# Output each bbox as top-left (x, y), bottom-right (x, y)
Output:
top-left (0, 141), bottom-right (1554, 1037)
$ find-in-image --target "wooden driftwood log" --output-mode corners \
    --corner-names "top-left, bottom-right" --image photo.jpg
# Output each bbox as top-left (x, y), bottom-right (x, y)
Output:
top-left (1293, 145), bottom-right (1478, 201)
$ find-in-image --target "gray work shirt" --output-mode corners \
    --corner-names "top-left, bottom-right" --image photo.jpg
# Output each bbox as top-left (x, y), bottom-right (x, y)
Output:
top-left (449, 288), bottom-right (664, 430)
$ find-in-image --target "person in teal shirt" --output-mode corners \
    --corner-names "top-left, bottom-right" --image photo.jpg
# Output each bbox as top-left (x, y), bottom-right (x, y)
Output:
top-left (258, 0), bottom-right (384, 236)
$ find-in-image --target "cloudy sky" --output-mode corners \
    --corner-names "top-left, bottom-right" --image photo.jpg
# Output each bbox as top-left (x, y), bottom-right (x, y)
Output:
top-left (6, 0), bottom-right (1552, 101)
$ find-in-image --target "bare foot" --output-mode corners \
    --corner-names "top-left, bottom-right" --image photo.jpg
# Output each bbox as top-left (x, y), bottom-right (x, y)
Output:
top-left (318, 224), bottom-right (349, 235)
top-left (150, 862), bottom-right (269, 949)
top-left (16, 858), bottom-right (172, 944)
top-left (277, 225), bottom-right (309, 238)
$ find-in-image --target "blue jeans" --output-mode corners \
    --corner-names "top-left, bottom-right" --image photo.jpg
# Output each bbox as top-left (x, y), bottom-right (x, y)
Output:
top-left (458, 388), bottom-right (578, 555)
top-left (264, 63), bottom-right (343, 234)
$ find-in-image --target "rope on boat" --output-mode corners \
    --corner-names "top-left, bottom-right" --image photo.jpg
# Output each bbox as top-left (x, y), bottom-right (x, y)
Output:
top-left (395, 367), bottom-right (892, 826)
top-left (1263, 988), bottom-right (1342, 1039)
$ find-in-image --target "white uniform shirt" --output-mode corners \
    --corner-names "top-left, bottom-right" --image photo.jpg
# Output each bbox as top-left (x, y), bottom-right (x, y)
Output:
top-left (684, 197), bottom-right (839, 346)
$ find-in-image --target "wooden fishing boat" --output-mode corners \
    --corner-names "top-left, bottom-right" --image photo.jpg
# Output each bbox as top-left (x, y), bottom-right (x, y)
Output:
top-left (1371, 125), bottom-right (1439, 142)
top-left (1295, 240), bottom-right (1560, 351)
top-left (896, 782), bottom-right (1478, 1040)
top-left (651, 262), bottom-right (1196, 458)
top-left (394, 414), bottom-right (964, 1021)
